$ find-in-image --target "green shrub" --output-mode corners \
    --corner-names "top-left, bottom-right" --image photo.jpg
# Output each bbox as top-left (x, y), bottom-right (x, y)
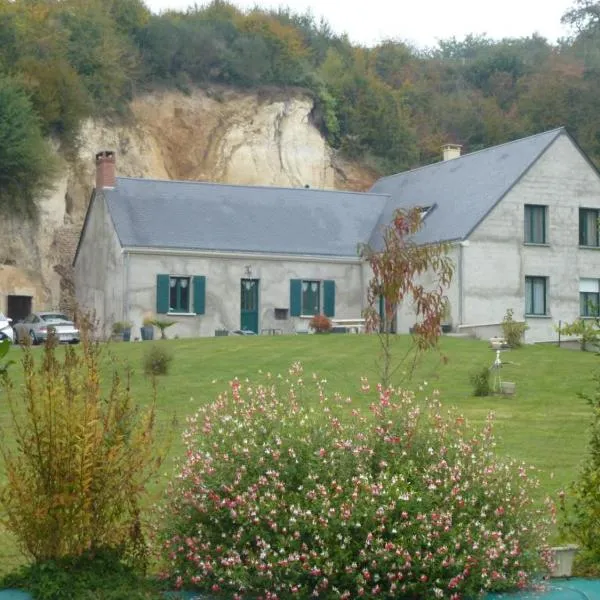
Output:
top-left (470, 364), bottom-right (491, 396)
top-left (0, 337), bottom-right (13, 380)
top-left (143, 344), bottom-right (172, 376)
top-left (560, 372), bottom-right (600, 566)
top-left (0, 321), bottom-right (167, 563)
top-left (158, 364), bottom-right (555, 598)
top-left (111, 320), bottom-right (132, 335)
top-left (149, 318), bottom-right (176, 340)
top-left (0, 547), bottom-right (163, 600)
top-left (501, 308), bottom-right (529, 348)
top-left (557, 318), bottom-right (600, 351)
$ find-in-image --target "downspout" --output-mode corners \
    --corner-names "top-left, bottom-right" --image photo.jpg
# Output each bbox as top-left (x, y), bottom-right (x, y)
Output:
top-left (123, 250), bottom-right (130, 324)
top-left (458, 240), bottom-right (469, 326)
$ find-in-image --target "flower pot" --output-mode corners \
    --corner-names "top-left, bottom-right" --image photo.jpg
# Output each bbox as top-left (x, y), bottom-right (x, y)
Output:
top-left (551, 545), bottom-right (579, 577)
top-left (500, 381), bottom-right (516, 396)
top-left (441, 323), bottom-right (452, 334)
top-left (141, 325), bottom-right (154, 341)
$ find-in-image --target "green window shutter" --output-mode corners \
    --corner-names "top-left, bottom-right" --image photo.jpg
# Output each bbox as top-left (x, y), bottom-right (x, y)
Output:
top-left (323, 280), bottom-right (335, 317)
top-left (290, 279), bottom-right (302, 316)
top-left (156, 274), bottom-right (170, 314)
top-left (193, 276), bottom-right (206, 315)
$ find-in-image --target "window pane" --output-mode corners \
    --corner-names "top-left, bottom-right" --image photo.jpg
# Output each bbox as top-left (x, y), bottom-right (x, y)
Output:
top-left (179, 279), bottom-right (189, 311)
top-left (581, 292), bottom-right (599, 316)
top-left (169, 280), bottom-right (178, 310)
top-left (581, 209), bottom-right (599, 246)
top-left (302, 280), bottom-right (320, 315)
top-left (525, 205), bottom-right (545, 243)
top-left (532, 279), bottom-right (545, 314)
top-left (526, 276), bottom-right (547, 315)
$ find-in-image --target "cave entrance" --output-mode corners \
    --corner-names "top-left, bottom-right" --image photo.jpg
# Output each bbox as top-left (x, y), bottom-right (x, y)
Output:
top-left (7, 295), bottom-right (32, 323)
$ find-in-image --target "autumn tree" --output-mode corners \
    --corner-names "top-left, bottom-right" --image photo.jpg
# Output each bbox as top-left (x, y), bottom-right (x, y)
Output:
top-left (359, 207), bottom-right (454, 387)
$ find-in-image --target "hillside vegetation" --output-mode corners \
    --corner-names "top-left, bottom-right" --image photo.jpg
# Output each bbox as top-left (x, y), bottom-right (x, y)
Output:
top-left (2, 0), bottom-right (600, 214)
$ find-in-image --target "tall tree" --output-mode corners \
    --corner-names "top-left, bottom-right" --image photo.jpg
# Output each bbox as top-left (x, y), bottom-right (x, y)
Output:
top-left (0, 76), bottom-right (55, 216)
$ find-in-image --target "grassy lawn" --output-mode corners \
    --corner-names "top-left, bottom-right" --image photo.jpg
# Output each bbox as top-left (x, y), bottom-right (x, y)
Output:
top-left (0, 333), bottom-right (597, 574)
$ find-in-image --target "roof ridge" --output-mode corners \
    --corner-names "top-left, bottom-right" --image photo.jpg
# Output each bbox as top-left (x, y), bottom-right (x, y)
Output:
top-left (374, 126), bottom-right (565, 184)
top-left (115, 176), bottom-right (389, 198)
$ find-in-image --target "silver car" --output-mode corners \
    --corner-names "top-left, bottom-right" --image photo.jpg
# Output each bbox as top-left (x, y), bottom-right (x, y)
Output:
top-left (14, 312), bottom-right (80, 345)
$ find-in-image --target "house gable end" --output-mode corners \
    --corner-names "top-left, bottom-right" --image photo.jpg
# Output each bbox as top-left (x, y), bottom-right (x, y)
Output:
top-left (368, 127), bottom-right (565, 249)
top-left (463, 130), bottom-right (568, 242)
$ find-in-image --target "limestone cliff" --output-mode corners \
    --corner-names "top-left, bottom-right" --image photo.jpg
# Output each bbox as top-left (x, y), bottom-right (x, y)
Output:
top-left (0, 87), bottom-right (378, 315)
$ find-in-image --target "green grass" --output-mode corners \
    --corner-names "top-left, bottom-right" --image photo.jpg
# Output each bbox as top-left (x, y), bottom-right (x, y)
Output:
top-left (0, 334), bottom-right (597, 575)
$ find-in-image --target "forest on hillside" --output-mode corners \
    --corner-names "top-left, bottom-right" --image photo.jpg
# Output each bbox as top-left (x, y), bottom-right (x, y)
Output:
top-left (1, 0), bottom-right (600, 214)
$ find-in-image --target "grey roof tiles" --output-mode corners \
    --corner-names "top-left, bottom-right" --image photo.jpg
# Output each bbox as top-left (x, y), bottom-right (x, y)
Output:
top-left (102, 127), bottom-right (566, 257)
top-left (369, 127), bottom-right (564, 247)
top-left (105, 179), bottom-right (389, 257)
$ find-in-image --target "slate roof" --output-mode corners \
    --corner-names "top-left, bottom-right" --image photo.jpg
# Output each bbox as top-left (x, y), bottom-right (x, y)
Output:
top-left (104, 179), bottom-right (389, 257)
top-left (86, 127), bottom-right (570, 261)
top-left (368, 127), bottom-right (565, 248)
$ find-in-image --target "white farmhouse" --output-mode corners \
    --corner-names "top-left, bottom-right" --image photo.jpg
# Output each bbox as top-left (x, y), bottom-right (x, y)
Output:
top-left (74, 127), bottom-right (600, 342)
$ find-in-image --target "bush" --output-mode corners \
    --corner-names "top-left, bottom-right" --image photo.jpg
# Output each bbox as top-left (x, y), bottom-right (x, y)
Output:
top-left (560, 372), bottom-right (600, 567)
top-left (469, 364), bottom-right (491, 396)
top-left (150, 318), bottom-right (176, 340)
top-left (501, 309), bottom-right (529, 348)
top-left (0, 548), bottom-right (163, 600)
top-left (112, 321), bottom-right (132, 335)
top-left (143, 344), bottom-right (172, 376)
top-left (556, 318), bottom-right (600, 351)
top-left (157, 364), bottom-right (554, 599)
top-left (309, 313), bottom-right (332, 333)
top-left (0, 321), bottom-right (167, 563)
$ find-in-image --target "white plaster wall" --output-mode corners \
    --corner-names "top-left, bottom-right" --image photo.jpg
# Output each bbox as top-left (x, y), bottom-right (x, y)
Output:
top-left (73, 194), bottom-right (125, 337)
top-left (465, 132), bottom-right (600, 342)
top-left (123, 252), bottom-right (365, 339)
top-left (391, 245), bottom-right (460, 334)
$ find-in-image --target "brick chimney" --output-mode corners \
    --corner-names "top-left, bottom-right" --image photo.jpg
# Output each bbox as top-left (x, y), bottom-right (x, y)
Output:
top-left (95, 150), bottom-right (116, 190)
top-left (442, 143), bottom-right (462, 161)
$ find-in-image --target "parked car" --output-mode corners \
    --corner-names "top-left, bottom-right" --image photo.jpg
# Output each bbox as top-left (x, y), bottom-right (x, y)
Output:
top-left (0, 313), bottom-right (14, 343)
top-left (13, 312), bottom-right (80, 345)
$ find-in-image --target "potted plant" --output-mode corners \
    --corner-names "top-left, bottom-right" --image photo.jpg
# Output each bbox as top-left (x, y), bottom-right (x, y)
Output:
top-left (112, 321), bottom-right (132, 342)
top-left (150, 318), bottom-right (176, 340)
top-left (309, 314), bottom-right (332, 333)
top-left (141, 315), bottom-right (154, 341)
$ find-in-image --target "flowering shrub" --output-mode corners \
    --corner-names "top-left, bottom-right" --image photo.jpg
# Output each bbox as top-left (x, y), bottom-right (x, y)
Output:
top-left (157, 364), bottom-right (555, 599)
top-left (309, 314), bottom-right (332, 333)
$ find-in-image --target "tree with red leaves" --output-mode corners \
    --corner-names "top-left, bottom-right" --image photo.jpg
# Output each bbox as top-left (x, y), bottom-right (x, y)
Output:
top-left (359, 207), bottom-right (454, 387)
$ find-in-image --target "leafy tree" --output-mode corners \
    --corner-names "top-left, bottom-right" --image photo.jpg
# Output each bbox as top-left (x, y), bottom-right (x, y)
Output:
top-left (359, 207), bottom-right (454, 386)
top-left (562, 0), bottom-right (600, 34)
top-left (0, 75), bottom-right (55, 215)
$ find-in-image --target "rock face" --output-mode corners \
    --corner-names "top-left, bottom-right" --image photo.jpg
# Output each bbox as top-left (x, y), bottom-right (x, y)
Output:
top-left (0, 87), bottom-right (377, 317)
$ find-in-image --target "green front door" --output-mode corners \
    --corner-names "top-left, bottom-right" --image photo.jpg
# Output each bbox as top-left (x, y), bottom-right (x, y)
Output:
top-left (240, 279), bottom-right (259, 333)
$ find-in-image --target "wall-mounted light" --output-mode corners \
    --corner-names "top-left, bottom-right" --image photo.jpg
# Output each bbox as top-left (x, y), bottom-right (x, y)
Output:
top-left (244, 265), bottom-right (252, 278)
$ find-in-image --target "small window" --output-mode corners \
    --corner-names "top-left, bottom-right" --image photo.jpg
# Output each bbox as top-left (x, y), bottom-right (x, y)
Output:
top-left (580, 279), bottom-right (600, 317)
top-left (301, 280), bottom-right (320, 315)
top-left (580, 208), bottom-right (600, 247)
top-left (525, 276), bottom-right (548, 316)
top-left (169, 276), bottom-right (190, 312)
top-left (524, 204), bottom-right (547, 244)
top-left (274, 308), bottom-right (288, 320)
